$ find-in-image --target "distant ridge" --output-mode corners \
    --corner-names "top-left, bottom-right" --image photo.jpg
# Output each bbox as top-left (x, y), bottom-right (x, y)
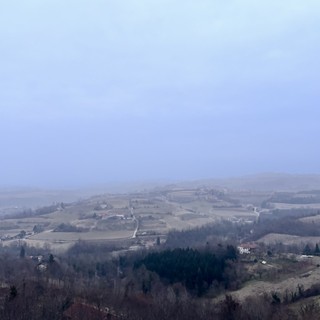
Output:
top-left (2, 173), bottom-right (320, 210)
top-left (175, 173), bottom-right (320, 192)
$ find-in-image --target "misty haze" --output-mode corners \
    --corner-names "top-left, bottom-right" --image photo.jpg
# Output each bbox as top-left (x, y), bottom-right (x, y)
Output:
top-left (1, 1), bottom-right (320, 319)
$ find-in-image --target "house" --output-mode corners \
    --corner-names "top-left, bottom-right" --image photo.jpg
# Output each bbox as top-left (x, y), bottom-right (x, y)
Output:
top-left (238, 243), bottom-right (258, 254)
top-left (63, 302), bottom-right (118, 320)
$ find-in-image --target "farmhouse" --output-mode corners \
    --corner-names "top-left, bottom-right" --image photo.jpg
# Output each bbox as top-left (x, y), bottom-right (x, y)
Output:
top-left (63, 301), bottom-right (118, 320)
top-left (238, 243), bottom-right (258, 254)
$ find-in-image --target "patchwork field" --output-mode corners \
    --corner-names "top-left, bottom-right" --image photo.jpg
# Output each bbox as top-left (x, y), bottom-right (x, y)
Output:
top-left (0, 187), bottom-right (259, 250)
top-left (2, 185), bottom-right (320, 253)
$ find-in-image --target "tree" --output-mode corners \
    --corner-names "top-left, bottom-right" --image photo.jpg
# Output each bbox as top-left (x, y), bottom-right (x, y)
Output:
top-left (9, 285), bottom-right (18, 301)
top-left (49, 254), bottom-right (54, 263)
top-left (20, 246), bottom-right (25, 259)
top-left (303, 244), bottom-right (312, 255)
top-left (218, 295), bottom-right (243, 320)
top-left (18, 230), bottom-right (26, 239)
top-left (33, 224), bottom-right (44, 233)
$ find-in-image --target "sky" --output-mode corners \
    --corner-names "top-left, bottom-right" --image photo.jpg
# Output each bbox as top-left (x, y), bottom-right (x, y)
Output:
top-left (0, 0), bottom-right (320, 188)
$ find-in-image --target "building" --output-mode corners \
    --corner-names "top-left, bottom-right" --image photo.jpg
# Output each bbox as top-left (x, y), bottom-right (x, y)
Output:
top-left (238, 243), bottom-right (258, 254)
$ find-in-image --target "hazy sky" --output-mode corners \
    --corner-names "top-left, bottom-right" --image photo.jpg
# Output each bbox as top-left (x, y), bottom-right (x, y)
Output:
top-left (1, 1), bottom-right (320, 188)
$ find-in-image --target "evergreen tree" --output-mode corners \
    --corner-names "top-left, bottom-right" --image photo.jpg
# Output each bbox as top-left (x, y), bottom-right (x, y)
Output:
top-left (20, 246), bottom-right (25, 258)
top-left (303, 244), bottom-right (312, 255)
top-left (49, 254), bottom-right (54, 263)
top-left (9, 285), bottom-right (18, 300)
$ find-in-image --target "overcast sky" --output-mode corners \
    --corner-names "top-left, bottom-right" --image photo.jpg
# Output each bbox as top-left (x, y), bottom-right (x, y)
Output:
top-left (0, 0), bottom-right (320, 188)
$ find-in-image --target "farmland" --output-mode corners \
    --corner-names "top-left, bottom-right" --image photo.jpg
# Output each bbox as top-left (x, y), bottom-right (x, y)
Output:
top-left (0, 186), bottom-right (260, 251)
top-left (3, 182), bottom-right (320, 253)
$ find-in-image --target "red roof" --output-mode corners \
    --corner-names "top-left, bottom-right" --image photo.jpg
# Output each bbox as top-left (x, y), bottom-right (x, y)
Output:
top-left (239, 243), bottom-right (258, 249)
top-left (63, 302), bottom-right (116, 320)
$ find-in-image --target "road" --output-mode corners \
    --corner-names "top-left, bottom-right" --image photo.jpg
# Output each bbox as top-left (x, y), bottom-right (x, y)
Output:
top-left (131, 207), bottom-right (139, 239)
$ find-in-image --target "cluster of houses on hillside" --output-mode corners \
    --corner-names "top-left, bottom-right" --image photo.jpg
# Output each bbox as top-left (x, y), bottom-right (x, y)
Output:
top-left (97, 211), bottom-right (134, 221)
top-left (237, 243), bottom-right (258, 255)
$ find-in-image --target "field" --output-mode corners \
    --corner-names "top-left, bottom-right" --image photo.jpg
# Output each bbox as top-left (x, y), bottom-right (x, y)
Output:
top-left (258, 233), bottom-right (320, 246)
top-left (233, 264), bottom-right (319, 302)
top-left (0, 186), bottom-right (259, 251)
top-left (2, 184), bottom-right (320, 255)
top-left (270, 203), bottom-right (320, 210)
